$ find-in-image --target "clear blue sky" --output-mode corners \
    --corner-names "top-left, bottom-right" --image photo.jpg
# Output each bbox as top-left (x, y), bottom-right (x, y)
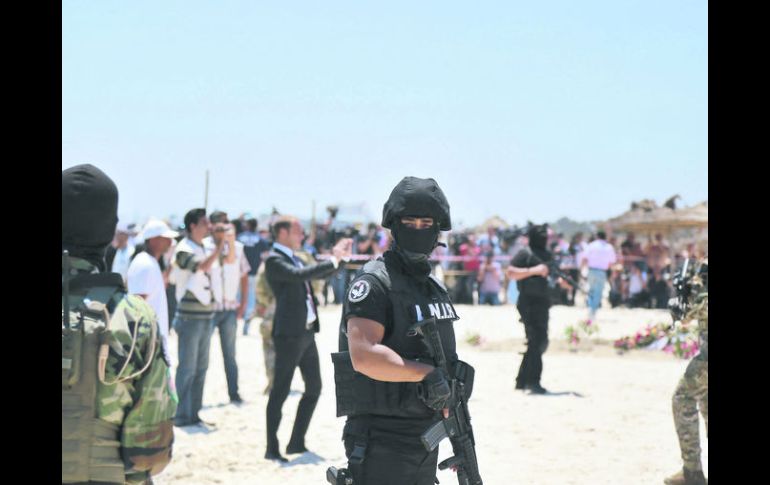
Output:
top-left (62, 1), bottom-right (707, 229)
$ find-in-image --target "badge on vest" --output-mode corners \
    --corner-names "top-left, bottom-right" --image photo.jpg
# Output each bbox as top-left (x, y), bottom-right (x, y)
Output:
top-left (348, 280), bottom-right (371, 303)
top-left (415, 302), bottom-right (457, 321)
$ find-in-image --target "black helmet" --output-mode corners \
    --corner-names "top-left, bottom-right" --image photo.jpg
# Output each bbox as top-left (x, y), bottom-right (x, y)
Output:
top-left (381, 177), bottom-right (451, 230)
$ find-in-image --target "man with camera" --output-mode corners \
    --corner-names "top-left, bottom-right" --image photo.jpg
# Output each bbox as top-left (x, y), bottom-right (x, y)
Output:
top-left (206, 211), bottom-right (251, 405)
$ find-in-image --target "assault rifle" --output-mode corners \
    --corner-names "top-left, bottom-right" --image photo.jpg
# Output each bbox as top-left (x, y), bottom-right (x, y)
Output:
top-left (545, 259), bottom-right (584, 293)
top-left (668, 258), bottom-right (694, 322)
top-left (408, 317), bottom-right (483, 485)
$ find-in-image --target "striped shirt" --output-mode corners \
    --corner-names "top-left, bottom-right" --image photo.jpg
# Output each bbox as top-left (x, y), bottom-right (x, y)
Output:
top-left (174, 238), bottom-right (214, 321)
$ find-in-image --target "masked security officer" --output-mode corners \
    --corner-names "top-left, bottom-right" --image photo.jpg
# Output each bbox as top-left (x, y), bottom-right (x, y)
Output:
top-left (505, 223), bottom-right (553, 394)
top-left (330, 177), bottom-right (471, 485)
top-left (62, 164), bottom-right (177, 485)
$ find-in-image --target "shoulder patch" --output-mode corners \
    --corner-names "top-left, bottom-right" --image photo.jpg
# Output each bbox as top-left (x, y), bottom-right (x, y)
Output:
top-left (348, 279), bottom-right (371, 303)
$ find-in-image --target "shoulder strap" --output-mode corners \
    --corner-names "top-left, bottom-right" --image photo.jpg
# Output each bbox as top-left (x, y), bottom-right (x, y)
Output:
top-left (428, 274), bottom-right (448, 294)
top-left (97, 296), bottom-right (158, 386)
top-left (361, 258), bottom-right (391, 291)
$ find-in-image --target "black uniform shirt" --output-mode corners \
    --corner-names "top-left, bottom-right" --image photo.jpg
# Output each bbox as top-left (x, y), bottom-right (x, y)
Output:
top-left (343, 274), bottom-right (392, 333)
top-left (512, 247), bottom-right (551, 299)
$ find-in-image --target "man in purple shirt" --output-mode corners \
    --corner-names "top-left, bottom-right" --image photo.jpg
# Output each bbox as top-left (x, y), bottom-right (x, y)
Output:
top-left (579, 230), bottom-right (617, 322)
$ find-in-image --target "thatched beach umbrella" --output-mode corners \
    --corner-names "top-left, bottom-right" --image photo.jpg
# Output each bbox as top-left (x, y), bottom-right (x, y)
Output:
top-left (476, 215), bottom-right (510, 232)
top-left (607, 200), bottom-right (708, 236)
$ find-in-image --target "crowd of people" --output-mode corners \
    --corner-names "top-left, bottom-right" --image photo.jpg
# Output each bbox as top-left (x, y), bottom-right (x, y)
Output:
top-left (105, 210), bottom-right (705, 436)
top-left (110, 212), bottom-right (706, 324)
top-left (106, 209), bottom-right (705, 430)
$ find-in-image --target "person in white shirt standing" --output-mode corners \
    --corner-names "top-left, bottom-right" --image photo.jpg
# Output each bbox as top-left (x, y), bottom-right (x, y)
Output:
top-left (579, 230), bottom-right (617, 322)
top-left (206, 211), bottom-right (251, 404)
top-left (127, 219), bottom-right (179, 367)
top-left (108, 222), bottom-right (136, 283)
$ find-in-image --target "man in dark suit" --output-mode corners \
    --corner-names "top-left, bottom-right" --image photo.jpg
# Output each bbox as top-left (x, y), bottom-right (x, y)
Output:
top-left (264, 215), bottom-right (352, 462)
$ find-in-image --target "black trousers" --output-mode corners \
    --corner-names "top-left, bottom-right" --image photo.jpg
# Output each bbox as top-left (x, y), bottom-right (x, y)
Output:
top-left (265, 331), bottom-right (321, 452)
top-left (343, 418), bottom-right (439, 485)
top-left (516, 297), bottom-right (550, 388)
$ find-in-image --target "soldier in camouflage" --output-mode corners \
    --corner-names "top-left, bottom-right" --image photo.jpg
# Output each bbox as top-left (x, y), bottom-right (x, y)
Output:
top-left (665, 259), bottom-right (708, 485)
top-left (62, 164), bottom-right (177, 485)
top-left (255, 260), bottom-right (276, 394)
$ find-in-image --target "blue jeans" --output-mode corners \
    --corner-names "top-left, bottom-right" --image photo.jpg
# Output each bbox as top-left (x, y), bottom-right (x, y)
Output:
top-left (174, 316), bottom-right (214, 423)
top-left (243, 275), bottom-right (257, 318)
top-left (507, 280), bottom-right (519, 306)
top-left (479, 291), bottom-right (500, 305)
top-left (587, 269), bottom-right (608, 317)
top-left (212, 310), bottom-right (239, 400)
top-left (331, 271), bottom-right (347, 304)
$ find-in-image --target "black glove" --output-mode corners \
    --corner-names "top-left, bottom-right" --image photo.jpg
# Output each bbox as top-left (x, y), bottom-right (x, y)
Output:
top-left (418, 367), bottom-right (452, 411)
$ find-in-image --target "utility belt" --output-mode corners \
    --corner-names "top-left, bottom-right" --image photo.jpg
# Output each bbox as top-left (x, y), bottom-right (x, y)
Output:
top-left (327, 359), bottom-right (476, 485)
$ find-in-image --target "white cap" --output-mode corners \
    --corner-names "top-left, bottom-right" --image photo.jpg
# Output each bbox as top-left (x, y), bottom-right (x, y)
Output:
top-left (116, 221), bottom-right (132, 234)
top-left (140, 219), bottom-right (179, 241)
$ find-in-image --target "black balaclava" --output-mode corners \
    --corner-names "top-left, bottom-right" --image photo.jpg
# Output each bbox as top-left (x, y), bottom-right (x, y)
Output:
top-left (528, 224), bottom-right (551, 262)
top-left (389, 221), bottom-right (440, 282)
top-left (392, 220), bottom-right (440, 255)
top-left (62, 164), bottom-right (119, 271)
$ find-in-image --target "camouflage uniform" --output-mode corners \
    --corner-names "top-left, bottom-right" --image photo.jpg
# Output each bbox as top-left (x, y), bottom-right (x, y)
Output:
top-left (63, 257), bottom-right (177, 485)
top-left (255, 262), bottom-right (276, 393)
top-left (666, 268), bottom-right (708, 485)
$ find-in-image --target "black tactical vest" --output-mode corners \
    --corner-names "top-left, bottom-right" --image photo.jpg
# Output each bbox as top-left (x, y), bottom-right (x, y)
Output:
top-left (332, 256), bottom-right (459, 419)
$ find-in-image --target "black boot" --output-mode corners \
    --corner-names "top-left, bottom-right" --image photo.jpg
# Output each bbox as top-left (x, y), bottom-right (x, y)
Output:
top-left (664, 467), bottom-right (707, 485)
top-left (264, 448), bottom-right (288, 463)
top-left (527, 383), bottom-right (548, 395)
top-left (683, 468), bottom-right (707, 485)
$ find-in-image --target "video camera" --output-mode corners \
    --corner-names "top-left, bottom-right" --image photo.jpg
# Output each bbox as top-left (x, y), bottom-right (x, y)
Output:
top-left (499, 226), bottom-right (527, 245)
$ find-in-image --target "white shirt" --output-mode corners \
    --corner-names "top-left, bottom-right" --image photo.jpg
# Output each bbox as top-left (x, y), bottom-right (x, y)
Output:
top-left (580, 240), bottom-right (617, 270)
top-left (628, 271), bottom-right (647, 295)
top-left (112, 245), bottom-right (135, 283)
top-left (127, 251), bottom-right (173, 365)
top-left (204, 237), bottom-right (251, 311)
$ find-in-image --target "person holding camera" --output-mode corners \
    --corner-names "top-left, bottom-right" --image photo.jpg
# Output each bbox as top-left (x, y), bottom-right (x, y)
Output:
top-left (206, 211), bottom-right (251, 405)
top-left (477, 252), bottom-right (502, 305)
top-left (172, 208), bottom-right (229, 427)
